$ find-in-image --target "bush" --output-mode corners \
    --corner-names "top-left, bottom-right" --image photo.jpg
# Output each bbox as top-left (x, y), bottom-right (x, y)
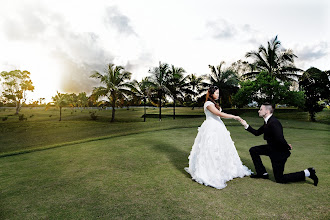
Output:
top-left (2, 117), bottom-right (8, 121)
top-left (18, 114), bottom-right (27, 121)
top-left (90, 112), bottom-right (98, 120)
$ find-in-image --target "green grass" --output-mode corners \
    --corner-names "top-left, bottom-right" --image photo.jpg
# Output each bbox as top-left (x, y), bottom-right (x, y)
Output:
top-left (0, 107), bottom-right (206, 155)
top-left (0, 107), bottom-right (329, 219)
top-left (1, 107), bottom-right (329, 156)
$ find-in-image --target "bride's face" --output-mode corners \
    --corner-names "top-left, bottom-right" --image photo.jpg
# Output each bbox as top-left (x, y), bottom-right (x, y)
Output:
top-left (212, 89), bottom-right (219, 100)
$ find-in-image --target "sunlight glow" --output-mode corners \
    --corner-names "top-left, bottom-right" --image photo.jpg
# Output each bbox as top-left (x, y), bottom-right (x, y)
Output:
top-left (1, 42), bottom-right (61, 103)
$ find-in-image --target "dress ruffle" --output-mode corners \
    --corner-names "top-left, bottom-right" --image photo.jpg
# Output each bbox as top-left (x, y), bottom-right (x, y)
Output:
top-left (185, 102), bottom-right (251, 189)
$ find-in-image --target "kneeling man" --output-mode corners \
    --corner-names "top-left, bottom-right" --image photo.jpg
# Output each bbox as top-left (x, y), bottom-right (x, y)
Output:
top-left (240, 103), bottom-right (318, 186)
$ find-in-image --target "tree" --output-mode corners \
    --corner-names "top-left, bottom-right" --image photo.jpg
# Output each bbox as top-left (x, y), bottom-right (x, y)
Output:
top-left (0, 70), bottom-right (34, 114)
top-left (39, 97), bottom-right (45, 106)
top-left (90, 63), bottom-right (132, 122)
top-left (208, 61), bottom-right (239, 108)
top-left (128, 78), bottom-right (152, 122)
top-left (77, 92), bottom-right (89, 108)
top-left (148, 62), bottom-right (171, 121)
top-left (233, 71), bottom-right (305, 108)
top-left (166, 65), bottom-right (187, 119)
top-left (52, 92), bottom-right (68, 121)
top-left (230, 60), bottom-right (253, 78)
top-left (244, 36), bottom-right (301, 82)
top-left (299, 67), bottom-right (330, 121)
top-left (67, 93), bottom-right (78, 108)
top-left (186, 74), bottom-right (205, 109)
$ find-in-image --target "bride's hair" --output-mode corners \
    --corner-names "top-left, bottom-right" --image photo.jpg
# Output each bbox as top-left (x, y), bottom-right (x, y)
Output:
top-left (205, 85), bottom-right (220, 110)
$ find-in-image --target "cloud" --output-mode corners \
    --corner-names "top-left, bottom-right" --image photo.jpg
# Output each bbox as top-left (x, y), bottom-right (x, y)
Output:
top-left (1, 3), bottom-right (47, 41)
top-left (0, 2), bottom-right (123, 95)
top-left (50, 31), bottom-right (114, 94)
top-left (104, 6), bottom-right (137, 36)
top-left (206, 19), bottom-right (236, 39)
top-left (295, 42), bottom-right (328, 61)
top-left (204, 18), bottom-right (266, 47)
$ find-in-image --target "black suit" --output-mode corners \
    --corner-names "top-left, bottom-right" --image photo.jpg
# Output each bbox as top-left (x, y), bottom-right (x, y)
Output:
top-left (246, 115), bottom-right (305, 183)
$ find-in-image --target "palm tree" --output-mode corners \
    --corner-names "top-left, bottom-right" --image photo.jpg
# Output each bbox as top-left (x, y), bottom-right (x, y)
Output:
top-left (148, 62), bottom-right (170, 121)
top-left (90, 63), bottom-right (132, 122)
top-left (52, 92), bottom-right (67, 121)
top-left (186, 74), bottom-right (205, 109)
top-left (77, 92), bottom-right (89, 108)
top-left (166, 65), bottom-right (187, 119)
top-left (208, 61), bottom-right (239, 108)
top-left (128, 77), bottom-right (152, 122)
top-left (67, 93), bottom-right (78, 109)
top-left (244, 35), bottom-right (301, 82)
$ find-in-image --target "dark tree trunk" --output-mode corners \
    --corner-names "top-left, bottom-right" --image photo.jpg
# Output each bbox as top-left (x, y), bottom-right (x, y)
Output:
top-left (111, 105), bottom-right (115, 122)
top-left (159, 91), bottom-right (162, 121)
top-left (59, 107), bottom-right (62, 121)
top-left (309, 111), bottom-right (316, 122)
top-left (173, 98), bottom-right (176, 120)
top-left (143, 97), bottom-right (146, 122)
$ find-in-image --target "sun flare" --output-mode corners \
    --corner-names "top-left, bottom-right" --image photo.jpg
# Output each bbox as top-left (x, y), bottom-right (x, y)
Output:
top-left (27, 59), bottom-right (61, 104)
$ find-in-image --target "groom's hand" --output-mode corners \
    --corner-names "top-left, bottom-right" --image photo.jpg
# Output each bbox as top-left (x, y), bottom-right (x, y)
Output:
top-left (240, 119), bottom-right (249, 129)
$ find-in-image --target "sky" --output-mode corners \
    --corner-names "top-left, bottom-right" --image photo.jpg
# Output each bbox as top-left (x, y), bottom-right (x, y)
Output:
top-left (0, 0), bottom-right (329, 103)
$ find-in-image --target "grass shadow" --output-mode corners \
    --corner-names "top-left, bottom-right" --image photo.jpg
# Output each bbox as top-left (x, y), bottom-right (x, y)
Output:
top-left (146, 140), bottom-right (191, 177)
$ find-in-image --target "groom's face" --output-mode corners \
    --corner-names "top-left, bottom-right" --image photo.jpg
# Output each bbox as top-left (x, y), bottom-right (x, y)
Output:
top-left (258, 105), bottom-right (269, 118)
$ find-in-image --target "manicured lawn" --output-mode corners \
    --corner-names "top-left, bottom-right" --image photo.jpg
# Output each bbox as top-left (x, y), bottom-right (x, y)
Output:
top-left (0, 107), bottom-right (329, 219)
top-left (0, 107), bottom-right (205, 155)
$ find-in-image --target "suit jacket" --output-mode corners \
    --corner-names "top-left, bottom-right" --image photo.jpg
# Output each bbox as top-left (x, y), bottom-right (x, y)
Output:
top-left (246, 115), bottom-right (291, 154)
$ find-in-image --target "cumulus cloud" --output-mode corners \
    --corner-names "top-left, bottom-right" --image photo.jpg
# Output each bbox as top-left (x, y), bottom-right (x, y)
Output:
top-left (104, 6), bottom-right (137, 36)
top-left (205, 18), bottom-right (265, 47)
top-left (295, 42), bottom-right (328, 61)
top-left (49, 31), bottom-right (114, 93)
top-left (0, 1), bottom-right (154, 96)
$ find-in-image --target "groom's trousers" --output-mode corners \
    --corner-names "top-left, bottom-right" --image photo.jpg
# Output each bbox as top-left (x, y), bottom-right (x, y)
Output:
top-left (250, 145), bottom-right (306, 183)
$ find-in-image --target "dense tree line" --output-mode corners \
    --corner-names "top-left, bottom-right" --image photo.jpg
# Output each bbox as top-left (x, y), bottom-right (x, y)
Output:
top-left (1, 36), bottom-right (329, 122)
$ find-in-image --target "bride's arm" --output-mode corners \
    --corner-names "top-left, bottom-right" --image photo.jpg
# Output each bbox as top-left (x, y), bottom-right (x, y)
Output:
top-left (207, 104), bottom-right (241, 120)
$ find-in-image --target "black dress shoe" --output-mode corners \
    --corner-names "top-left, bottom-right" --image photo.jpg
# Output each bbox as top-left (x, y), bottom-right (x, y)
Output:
top-left (308, 167), bottom-right (318, 186)
top-left (250, 174), bottom-right (269, 179)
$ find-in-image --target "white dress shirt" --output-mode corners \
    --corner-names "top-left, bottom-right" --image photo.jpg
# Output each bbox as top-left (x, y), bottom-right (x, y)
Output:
top-left (264, 114), bottom-right (273, 124)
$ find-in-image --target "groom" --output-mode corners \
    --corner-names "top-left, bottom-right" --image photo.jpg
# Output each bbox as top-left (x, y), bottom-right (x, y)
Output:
top-left (239, 103), bottom-right (318, 186)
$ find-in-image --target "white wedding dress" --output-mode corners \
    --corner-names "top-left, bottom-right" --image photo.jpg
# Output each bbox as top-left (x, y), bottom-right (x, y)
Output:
top-left (185, 101), bottom-right (251, 189)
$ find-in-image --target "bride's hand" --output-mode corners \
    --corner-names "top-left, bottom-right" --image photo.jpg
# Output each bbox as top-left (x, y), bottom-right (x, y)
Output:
top-left (233, 116), bottom-right (242, 121)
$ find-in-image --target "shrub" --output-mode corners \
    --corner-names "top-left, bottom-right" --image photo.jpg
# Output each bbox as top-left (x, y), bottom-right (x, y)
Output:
top-left (18, 114), bottom-right (27, 121)
top-left (90, 112), bottom-right (98, 120)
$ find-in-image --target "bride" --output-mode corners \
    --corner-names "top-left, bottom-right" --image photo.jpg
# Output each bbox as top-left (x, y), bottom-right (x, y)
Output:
top-left (185, 86), bottom-right (251, 189)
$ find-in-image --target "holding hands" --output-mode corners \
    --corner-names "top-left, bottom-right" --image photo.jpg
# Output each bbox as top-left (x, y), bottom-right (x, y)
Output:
top-left (233, 116), bottom-right (249, 128)
top-left (239, 119), bottom-right (248, 128)
top-left (233, 116), bottom-right (242, 121)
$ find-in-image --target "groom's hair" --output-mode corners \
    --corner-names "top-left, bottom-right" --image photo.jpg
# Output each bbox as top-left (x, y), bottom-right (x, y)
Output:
top-left (262, 102), bottom-right (274, 114)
